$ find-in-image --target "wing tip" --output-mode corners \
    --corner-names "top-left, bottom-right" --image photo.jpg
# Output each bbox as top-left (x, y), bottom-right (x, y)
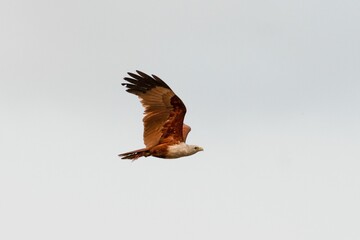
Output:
top-left (122, 70), bottom-right (171, 92)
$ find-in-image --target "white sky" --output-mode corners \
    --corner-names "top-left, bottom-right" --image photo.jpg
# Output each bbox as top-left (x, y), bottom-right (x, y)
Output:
top-left (1, 0), bottom-right (360, 239)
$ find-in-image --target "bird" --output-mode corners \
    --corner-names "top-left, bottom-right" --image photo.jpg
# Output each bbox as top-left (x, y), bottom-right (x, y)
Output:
top-left (118, 70), bottom-right (203, 160)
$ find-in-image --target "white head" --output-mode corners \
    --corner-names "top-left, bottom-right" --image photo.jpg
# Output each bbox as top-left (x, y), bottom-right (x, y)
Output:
top-left (166, 143), bottom-right (204, 158)
top-left (187, 144), bottom-right (204, 155)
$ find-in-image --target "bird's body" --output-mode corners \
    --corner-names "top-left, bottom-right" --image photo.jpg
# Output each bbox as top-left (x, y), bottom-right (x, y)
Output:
top-left (119, 71), bottom-right (203, 160)
top-left (119, 143), bottom-right (201, 160)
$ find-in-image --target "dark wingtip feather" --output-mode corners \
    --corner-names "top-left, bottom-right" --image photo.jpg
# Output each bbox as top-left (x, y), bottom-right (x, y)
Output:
top-left (122, 70), bottom-right (172, 94)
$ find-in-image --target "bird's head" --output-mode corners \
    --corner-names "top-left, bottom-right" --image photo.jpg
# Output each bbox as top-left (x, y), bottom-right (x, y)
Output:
top-left (189, 145), bottom-right (204, 155)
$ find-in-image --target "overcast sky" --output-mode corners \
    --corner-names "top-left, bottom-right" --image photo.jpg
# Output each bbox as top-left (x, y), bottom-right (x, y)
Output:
top-left (1, 0), bottom-right (360, 239)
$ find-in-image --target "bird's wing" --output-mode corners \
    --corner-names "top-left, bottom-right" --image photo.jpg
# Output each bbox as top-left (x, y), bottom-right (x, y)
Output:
top-left (122, 70), bottom-right (187, 148)
top-left (182, 124), bottom-right (191, 142)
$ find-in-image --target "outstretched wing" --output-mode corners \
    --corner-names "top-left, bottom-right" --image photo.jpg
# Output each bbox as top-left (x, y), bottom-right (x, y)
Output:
top-left (122, 70), bottom-right (187, 148)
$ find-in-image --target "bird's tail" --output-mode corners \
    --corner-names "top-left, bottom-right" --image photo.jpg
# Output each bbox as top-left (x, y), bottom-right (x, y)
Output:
top-left (118, 148), bottom-right (150, 160)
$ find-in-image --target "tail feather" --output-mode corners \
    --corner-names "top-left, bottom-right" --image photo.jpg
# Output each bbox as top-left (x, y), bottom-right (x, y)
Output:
top-left (118, 148), bottom-right (150, 160)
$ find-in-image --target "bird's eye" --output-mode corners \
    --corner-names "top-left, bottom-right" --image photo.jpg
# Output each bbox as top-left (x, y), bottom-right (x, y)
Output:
top-left (194, 147), bottom-right (198, 150)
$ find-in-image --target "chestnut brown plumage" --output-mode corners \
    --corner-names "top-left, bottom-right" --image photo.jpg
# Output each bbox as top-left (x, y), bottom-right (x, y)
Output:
top-left (119, 70), bottom-right (203, 160)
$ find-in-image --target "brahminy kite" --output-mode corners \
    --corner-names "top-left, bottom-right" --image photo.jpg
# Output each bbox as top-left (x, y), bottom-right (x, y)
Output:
top-left (119, 70), bottom-right (203, 160)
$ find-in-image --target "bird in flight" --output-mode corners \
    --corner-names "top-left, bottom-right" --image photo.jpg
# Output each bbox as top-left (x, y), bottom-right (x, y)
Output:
top-left (119, 70), bottom-right (203, 160)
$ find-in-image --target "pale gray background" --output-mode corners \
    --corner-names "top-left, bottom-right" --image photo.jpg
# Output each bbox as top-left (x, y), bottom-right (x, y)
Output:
top-left (1, 0), bottom-right (359, 239)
